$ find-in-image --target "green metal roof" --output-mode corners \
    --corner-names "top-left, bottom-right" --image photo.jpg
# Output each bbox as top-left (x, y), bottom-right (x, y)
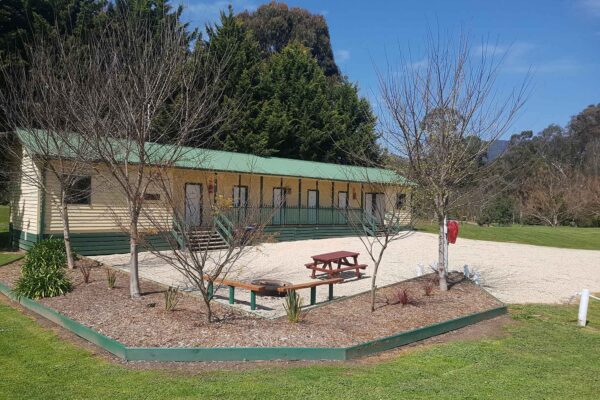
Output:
top-left (16, 128), bottom-right (406, 185)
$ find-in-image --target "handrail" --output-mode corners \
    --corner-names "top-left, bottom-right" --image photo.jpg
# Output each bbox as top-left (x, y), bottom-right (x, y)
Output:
top-left (214, 213), bottom-right (233, 244)
top-left (362, 211), bottom-right (378, 236)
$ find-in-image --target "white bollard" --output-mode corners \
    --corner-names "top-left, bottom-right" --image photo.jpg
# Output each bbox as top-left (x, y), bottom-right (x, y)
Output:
top-left (578, 289), bottom-right (590, 327)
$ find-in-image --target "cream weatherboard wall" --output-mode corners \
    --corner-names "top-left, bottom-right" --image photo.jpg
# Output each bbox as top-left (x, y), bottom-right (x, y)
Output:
top-left (11, 154), bottom-right (411, 254)
top-left (10, 147), bottom-right (41, 249)
top-left (43, 163), bottom-right (173, 235)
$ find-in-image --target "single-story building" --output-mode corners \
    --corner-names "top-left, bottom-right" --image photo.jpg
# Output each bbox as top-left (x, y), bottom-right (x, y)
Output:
top-left (10, 129), bottom-right (411, 255)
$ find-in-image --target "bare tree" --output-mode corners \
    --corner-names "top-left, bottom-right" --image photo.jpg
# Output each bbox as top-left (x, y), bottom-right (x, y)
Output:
top-left (0, 29), bottom-right (96, 269)
top-left (346, 178), bottom-right (413, 311)
top-left (143, 169), bottom-right (271, 322)
top-left (2, 10), bottom-right (231, 298)
top-left (71, 13), bottom-right (231, 298)
top-left (377, 32), bottom-right (529, 290)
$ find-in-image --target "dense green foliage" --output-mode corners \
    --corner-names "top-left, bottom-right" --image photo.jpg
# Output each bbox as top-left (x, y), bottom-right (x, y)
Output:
top-left (13, 239), bottom-right (72, 299)
top-left (416, 223), bottom-right (600, 250)
top-left (237, 2), bottom-right (339, 77)
top-left (0, 1), bottom-right (379, 165)
top-left (203, 7), bottom-right (379, 163)
top-left (0, 300), bottom-right (598, 399)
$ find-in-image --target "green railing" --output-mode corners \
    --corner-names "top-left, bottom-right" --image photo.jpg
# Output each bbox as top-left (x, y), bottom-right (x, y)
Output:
top-left (362, 211), bottom-right (378, 236)
top-left (214, 212), bottom-right (234, 244)
top-left (225, 206), bottom-right (365, 227)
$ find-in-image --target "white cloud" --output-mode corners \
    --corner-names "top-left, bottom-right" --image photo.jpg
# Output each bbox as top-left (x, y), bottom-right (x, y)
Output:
top-left (578, 0), bottom-right (600, 17)
top-left (335, 49), bottom-right (351, 63)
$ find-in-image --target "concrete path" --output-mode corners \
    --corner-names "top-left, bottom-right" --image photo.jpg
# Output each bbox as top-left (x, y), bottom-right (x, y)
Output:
top-left (92, 232), bottom-right (600, 317)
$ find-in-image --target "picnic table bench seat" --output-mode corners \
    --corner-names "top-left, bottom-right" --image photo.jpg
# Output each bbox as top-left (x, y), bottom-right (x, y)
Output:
top-left (305, 262), bottom-right (367, 279)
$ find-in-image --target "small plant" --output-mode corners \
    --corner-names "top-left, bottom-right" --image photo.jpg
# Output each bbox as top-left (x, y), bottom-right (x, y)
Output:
top-left (79, 264), bottom-right (92, 284)
top-left (388, 288), bottom-right (413, 306)
top-left (283, 289), bottom-right (303, 323)
top-left (164, 286), bottom-right (181, 311)
top-left (423, 282), bottom-right (434, 296)
top-left (13, 239), bottom-right (72, 299)
top-left (106, 269), bottom-right (117, 289)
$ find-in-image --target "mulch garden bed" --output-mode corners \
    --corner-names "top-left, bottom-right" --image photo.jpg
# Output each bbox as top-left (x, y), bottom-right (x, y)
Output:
top-left (0, 258), bottom-right (502, 348)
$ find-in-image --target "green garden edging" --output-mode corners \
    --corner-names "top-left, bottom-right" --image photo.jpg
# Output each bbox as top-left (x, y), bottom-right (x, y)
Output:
top-left (0, 282), bottom-right (127, 359)
top-left (0, 281), bottom-right (507, 362)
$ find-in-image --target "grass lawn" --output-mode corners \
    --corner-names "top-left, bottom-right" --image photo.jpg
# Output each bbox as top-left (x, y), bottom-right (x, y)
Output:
top-left (0, 204), bottom-right (9, 232)
top-left (0, 253), bottom-right (23, 266)
top-left (0, 300), bottom-right (598, 399)
top-left (416, 223), bottom-right (600, 250)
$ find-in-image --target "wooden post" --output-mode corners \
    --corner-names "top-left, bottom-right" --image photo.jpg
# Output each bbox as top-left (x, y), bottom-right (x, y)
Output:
top-left (310, 286), bottom-right (316, 305)
top-left (328, 284), bottom-right (334, 301)
top-left (229, 286), bottom-right (235, 304)
top-left (250, 291), bottom-right (257, 310)
top-left (213, 172), bottom-right (218, 203)
top-left (346, 182), bottom-right (350, 207)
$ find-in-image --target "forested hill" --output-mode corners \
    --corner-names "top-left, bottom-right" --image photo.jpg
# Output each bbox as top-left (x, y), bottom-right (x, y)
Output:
top-left (0, 1), bottom-right (381, 166)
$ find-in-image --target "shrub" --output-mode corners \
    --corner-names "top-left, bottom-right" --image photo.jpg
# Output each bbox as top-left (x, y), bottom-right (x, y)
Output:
top-left (13, 239), bottom-right (72, 299)
top-left (164, 286), bottom-right (180, 311)
top-left (106, 269), bottom-right (117, 289)
top-left (283, 289), bottom-right (303, 323)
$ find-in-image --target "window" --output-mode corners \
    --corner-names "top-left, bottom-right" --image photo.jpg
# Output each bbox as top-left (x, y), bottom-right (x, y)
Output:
top-left (65, 175), bottom-right (91, 205)
top-left (396, 193), bottom-right (407, 209)
top-left (144, 193), bottom-right (160, 201)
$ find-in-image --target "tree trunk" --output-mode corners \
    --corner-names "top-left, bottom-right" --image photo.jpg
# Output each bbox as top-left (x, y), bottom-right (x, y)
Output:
top-left (370, 261), bottom-right (379, 312)
top-left (202, 294), bottom-right (213, 322)
top-left (129, 220), bottom-right (141, 298)
top-left (438, 217), bottom-right (449, 291)
top-left (60, 195), bottom-right (75, 269)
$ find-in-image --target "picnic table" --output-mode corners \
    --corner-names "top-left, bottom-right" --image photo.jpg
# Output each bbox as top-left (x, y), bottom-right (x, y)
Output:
top-left (305, 250), bottom-right (367, 279)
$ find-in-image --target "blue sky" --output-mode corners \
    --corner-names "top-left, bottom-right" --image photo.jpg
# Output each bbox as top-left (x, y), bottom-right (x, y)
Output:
top-left (180, 0), bottom-right (600, 137)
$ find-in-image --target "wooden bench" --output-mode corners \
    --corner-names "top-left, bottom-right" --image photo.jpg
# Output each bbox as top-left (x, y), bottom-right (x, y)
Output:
top-left (276, 277), bottom-right (344, 305)
top-left (203, 276), bottom-right (344, 310)
top-left (305, 262), bottom-right (368, 279)
top-left (203, 275), bottom-right (266, 310)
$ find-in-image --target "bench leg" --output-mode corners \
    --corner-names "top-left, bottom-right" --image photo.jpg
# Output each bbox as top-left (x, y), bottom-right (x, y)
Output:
top-left (328, 284), bottom-right (334, 301)
top-left (310, 286), bottom-right (316, 305)
top-left (250, 291), bottom-right (256, 310)
top-left (228, 286), bottom-right (235, 304)
top-left (207, 282), bottom-right (213, 300)
top-left (356, 268), bottom-right (361, 279)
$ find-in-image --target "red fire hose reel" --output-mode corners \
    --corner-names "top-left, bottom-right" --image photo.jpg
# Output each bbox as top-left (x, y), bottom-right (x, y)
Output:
top-left (447, 220), bottom-right (459, 244)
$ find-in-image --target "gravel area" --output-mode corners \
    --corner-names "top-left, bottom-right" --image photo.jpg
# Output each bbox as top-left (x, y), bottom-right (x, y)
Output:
top-left (92, 232), bottom-right (600, 317)
top-left (0, 262), bottom-right (500, 348)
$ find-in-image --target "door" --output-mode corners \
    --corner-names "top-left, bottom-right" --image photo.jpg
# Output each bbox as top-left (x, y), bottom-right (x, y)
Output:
top-left (338, 191), bottom-right (348, 209)
top-left (364, 193), bottom-right (373, 219)
top-left (272, 188), bottom-right (286, 225)
top-left (375, 193), bottom-right (386, 224)
top-left (337, 191), bottom-right (348, 224)
top-left (185, 183), bottom-right (202, 228)
top-left (233, 186), bottom-right (247, 222)
top-left (307, 190), bottom-right (319, 224)
top-left (364, 192), bottom-right (385, 225)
